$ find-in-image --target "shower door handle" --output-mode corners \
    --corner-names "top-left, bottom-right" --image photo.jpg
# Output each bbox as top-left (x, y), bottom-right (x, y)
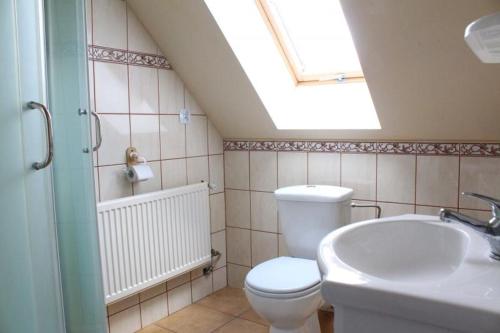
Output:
top-left (26, 101), bottom-right (54, 170)
top-left (91, 111), bottom-right (102, 151)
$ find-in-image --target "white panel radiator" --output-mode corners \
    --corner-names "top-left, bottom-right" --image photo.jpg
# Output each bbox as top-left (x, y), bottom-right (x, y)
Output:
top-left (96, 183), bottom-right (211, 304)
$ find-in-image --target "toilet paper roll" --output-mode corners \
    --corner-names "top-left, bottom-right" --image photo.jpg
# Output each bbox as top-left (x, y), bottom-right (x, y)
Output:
top-left (126, 164), bottom-right (154, 183)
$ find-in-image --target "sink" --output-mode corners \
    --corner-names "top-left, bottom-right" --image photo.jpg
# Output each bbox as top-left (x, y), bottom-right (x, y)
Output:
top-left (318, 214), bottom-right (500, 333)
top-left (333, 220), bottom-right (469, 282)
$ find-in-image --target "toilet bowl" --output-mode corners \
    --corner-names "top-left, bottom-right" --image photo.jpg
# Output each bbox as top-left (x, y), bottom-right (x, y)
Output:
top-left (245, 257), bottom-right (323, 333)
top-left (243, 185), bottom-right (353, 333)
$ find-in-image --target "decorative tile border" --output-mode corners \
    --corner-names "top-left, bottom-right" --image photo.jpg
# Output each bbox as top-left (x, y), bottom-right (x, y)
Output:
top-left (338, 142), bottom-right (377, 154)
top-left (416, 143), bottom-right (460, 155)
top-left (377, 142), bottom-right (417, 154)
top-left (88, 45), bottom-right (172, 70)
top-left (224, 140), bottom-right (500, 156)
top-left (460, 144), bottom-right (500, 156)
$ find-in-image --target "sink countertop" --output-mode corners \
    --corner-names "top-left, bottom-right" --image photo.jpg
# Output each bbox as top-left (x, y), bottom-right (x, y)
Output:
top-left (318, 214), bottom-right (500, 333)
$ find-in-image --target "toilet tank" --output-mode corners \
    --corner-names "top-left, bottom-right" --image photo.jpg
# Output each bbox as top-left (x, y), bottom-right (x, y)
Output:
top-left (275, 185), bottom-right (353, 260)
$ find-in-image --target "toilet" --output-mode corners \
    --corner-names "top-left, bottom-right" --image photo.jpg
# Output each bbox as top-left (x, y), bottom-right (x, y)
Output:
top-left (244, 185), bottom-right (353, 333)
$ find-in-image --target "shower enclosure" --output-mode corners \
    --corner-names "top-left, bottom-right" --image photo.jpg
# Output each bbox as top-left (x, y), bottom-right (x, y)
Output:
top-left (1, 0), bottom-right (107, 332)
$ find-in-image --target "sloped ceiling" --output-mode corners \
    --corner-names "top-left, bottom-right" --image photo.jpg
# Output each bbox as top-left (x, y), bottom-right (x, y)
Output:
top-left (128, 0), bottom-right (500, 141)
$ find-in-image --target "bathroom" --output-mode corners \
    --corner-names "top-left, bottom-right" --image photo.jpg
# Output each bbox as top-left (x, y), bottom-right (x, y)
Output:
top-left (2, 0), bottom-right (500, 332)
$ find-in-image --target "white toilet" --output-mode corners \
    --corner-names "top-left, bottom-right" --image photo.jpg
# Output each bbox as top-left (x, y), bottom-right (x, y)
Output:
top-left (244, 185), bottom-right (353, 333)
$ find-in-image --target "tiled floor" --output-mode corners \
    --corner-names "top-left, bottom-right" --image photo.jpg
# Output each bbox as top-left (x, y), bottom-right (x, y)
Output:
top-left (137, 287), bottom-right (333, 333)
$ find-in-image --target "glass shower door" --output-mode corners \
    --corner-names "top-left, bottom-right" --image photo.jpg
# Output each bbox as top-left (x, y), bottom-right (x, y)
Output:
top-left (0, 0), bottom-right (65, 332)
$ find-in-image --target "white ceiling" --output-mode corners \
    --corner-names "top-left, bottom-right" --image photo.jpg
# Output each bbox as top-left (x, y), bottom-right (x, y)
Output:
top-left (128, 0), bottom-right (500, 141)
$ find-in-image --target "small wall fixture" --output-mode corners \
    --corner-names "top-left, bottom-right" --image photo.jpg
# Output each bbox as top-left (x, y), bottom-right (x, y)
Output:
top-left (125, 147), bottom-right (154, 183)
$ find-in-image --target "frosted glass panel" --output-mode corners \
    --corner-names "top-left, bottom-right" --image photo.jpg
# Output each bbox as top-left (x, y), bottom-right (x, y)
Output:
top-left (45, 0), bottom-right (108, 332)
top-left (0, 0), bottom-right (65, 332)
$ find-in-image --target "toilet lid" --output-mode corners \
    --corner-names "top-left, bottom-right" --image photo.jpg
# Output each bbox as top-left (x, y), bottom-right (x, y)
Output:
top-left (245, 257), bottom-right (321, 294)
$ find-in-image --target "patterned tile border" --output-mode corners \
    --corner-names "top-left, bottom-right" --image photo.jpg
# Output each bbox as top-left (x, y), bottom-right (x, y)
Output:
top-left (88, 45), bottom-right (172, 70)
top-left (223, 140), bottom-right (500, 156)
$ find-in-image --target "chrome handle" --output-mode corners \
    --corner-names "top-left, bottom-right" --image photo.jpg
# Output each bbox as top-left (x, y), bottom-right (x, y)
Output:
top-left (462, 192), bottom-right (500, 217)
top-left (91, 111), bottom-right (102, 151)
top-left (26, 101), bottom-right (53, 170)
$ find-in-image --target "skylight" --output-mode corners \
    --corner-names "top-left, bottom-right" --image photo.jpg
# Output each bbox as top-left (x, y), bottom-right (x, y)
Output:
top-left (258, 0), bottom-right (364, 83)
top-left (204, 0), bottom-right (380, 130)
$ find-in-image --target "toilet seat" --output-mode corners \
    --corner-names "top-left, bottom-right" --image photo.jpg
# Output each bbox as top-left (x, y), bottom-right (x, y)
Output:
top-left (245, 257), bottom-right (321, 299)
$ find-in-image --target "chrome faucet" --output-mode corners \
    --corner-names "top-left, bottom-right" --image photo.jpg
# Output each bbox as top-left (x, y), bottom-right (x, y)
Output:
top-left (440, 192), bottom-right (500, 260)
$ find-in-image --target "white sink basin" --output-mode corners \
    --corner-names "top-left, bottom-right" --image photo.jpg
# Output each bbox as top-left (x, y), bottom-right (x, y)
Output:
top-left (333, 220), bottom-right (469, 282)
top-left (318, 214), bottom-right (500, 333)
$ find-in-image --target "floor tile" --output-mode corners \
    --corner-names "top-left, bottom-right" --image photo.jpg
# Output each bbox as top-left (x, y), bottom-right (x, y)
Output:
top-left (214, 318), bottom-right (268, 333)
top-left (137, 324), bottom-right (174, 333)
top-left (319, 310), bottom-right (334, 333)
top-left (155, 304), bottom-right (233, 333)
top-left (239, 308), bottom-right (269, 326)
top-left (196, 287), bottom-right (250, 316)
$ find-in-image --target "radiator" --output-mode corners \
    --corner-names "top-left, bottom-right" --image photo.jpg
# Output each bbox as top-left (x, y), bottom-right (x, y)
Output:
top-left (96, 182), bottom-right (211, 304)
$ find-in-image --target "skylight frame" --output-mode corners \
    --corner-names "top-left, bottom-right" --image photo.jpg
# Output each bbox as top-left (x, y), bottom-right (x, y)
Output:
top-left (256, 0), bottom-right (365, 85)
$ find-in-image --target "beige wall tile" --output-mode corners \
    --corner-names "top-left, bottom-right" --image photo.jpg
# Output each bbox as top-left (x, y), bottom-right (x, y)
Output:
top-left (278, 152), bottom-right (307, 188)
top-left (167, 283), bottom-right (192, 314)
top-left (139, 283), bottom-right (167, 302)
top-left (209, 155), bottom-right (224, 194)
top-left (208, 120), bottom-right (223, 155)
top-left (224, 151), bottom-right (249, 190)
top-left (161, 159), bottom-right (187, 189)
top-left (92, 0), bottom-right (127, 49)
top-left (186, 156), bottom-right (209, 184)
top-left (186, 116), bottom-right (208, 157)
top-left (159, 70), bottom-right (184, 114)
top-left (458, 209), bottom-right (491, 221)
top-left (210, 193), bottom-right (226, 233)
top-left (377, 154), bottom-right (415, 204)
top-left (250, 191), bottom-right (278, 233)
top-left (160, 115), bottom-right (186, 159)
top-left (127, 8), bottom-right (157, 54)
top-left (129, 66), bottom-right (159, 114)
top-left (108, 294), bottom-right (139, 316)
top-left (99, 114), bottom-right (130, 165)
top-left (460, 157), bottom-right (500, 210)
top-left (250, 151), bottom-right (277, 191)
top-left (190, 267), bottom-right (204, 281)
top-left (166, 273), bottom-right (190, 291)
top-left (133, 161), bottom-right (162, 195)
top-left (416, 156), bottom-right (459, 207)
top-left (278, 234), bottom-right (289, 257)
top-left (211, 231), bottom-right (226, 269)
top-left (185, 89), bottom-right (205, 115)
top-left (251, 231), bottom-right (278, 267)
top-left (191, 274), bottom-right (213, 302)
top-left (225, 190), bottom-right (250, 229)
top-left (227, 263), bottom-right (250, 288)
top-left (308, 153), bottom-right (340, 186)
top-left (130, 115), bottom-right (160, 161)
top-left (98, 164), bottom-right (132, 201)
top-left (378, 202), bottom-right (415, 218)
top-left (212, 267), bottom-right (227, 292)
top-left (109, 305), bottom-right (141, 333)
top-left (415, 205), bottom-right (442, 216)
top-left (94, 62), bottom-right (128, 114)
top-left (226, 227), bottom-right (251, 266)
top-left (341, 153), bottom-right (376, 200)
top-left (140, 294), bottom-right (168, 326)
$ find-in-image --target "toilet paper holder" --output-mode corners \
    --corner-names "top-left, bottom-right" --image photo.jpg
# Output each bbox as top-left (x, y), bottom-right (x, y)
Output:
top-left (126, 147), bottom-right (145, 166)
top-left (125, 147), bottom-right (154, 183)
